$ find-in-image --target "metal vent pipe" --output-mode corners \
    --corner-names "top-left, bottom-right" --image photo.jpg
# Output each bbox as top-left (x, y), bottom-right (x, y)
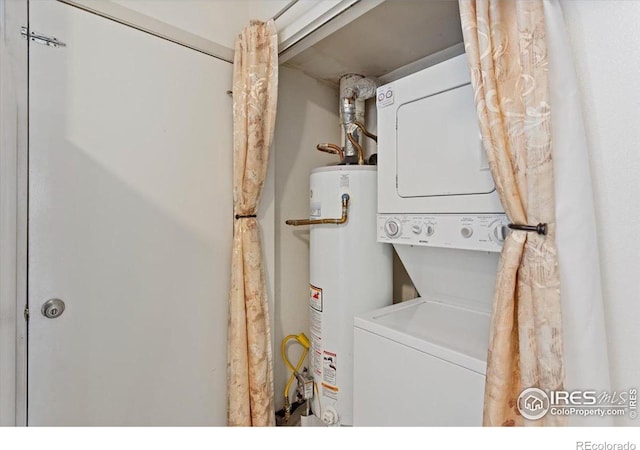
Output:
top-left (339, 74), bottom-right (377, 165)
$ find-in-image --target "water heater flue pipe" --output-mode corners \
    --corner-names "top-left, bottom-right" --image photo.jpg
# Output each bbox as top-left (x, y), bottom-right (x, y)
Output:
top-left (339, 74), bottom-right (378, 165)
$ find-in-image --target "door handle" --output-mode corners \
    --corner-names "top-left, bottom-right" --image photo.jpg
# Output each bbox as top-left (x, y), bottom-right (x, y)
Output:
top-left (42, 298), bottom-right (66, 319)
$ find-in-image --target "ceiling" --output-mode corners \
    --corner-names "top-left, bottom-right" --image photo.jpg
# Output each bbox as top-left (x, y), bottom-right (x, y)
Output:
top-left (283, 0), bottom-right (463, 85)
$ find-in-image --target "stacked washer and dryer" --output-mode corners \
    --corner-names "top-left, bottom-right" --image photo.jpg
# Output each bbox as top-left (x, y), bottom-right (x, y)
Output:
top-left (352, 54), bottom-right (509, 426)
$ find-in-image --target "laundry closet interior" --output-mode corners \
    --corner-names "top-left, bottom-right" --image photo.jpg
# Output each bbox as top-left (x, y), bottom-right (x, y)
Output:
top-left (0, 0), bottom-right (637, 428)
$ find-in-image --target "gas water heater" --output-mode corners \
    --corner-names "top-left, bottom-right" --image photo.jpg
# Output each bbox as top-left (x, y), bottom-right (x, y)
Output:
top-left (288, 165), bottom-right (392, 426)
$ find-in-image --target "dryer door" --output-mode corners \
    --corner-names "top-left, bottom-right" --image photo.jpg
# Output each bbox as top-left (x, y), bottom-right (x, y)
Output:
top-left (396, 83), bottom-right (495, 198)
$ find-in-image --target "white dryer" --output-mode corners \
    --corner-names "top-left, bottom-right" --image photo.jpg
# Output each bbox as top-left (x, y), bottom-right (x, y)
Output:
top-left (353, 54), bottom-right (508, 426)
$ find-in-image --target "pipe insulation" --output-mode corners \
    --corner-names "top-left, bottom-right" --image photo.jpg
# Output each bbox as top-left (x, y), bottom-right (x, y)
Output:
top-left (339, 74), bottom-right (377, 164)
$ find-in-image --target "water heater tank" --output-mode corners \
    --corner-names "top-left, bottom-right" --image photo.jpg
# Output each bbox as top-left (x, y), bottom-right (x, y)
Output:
top-left (308, 165), bottom-right (392, 426)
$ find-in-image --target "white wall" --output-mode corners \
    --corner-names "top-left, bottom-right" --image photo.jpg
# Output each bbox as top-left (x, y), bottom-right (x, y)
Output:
top-left (273, 66), bottom-right (340, 412)
top-left (0, 0), bottom-right (28, 426)
top-left (561, 1), bottom-right (640, 425)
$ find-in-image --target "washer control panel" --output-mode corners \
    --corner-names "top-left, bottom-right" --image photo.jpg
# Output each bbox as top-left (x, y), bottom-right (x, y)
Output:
top-left (377, 214), bottom-right (509, 252)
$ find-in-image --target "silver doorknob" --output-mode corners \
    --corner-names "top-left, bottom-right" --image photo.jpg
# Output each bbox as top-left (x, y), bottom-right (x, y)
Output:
top-left (42, 298), bottom-right (65, 319)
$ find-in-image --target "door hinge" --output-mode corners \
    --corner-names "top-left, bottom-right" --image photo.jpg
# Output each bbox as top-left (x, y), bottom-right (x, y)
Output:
top-left (23, 306), bottom-right (30, 321)
top-left (20, 26), bottom-right (66, 48)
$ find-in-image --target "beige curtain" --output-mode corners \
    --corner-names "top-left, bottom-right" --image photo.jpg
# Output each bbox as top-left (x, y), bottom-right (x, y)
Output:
top-left (227, 20), bottom-right (278, 427)
top-left (459, 0), bottom-right (565, 426)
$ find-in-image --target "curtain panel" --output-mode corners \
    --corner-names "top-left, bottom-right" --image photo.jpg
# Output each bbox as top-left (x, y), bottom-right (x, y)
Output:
top-left (459, 0), bottom-right (565, 426)
top-left (227, 20), bottom-right (278, 427)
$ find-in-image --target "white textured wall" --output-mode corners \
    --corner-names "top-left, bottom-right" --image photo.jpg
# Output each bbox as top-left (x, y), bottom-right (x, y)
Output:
top-left (561, 1), bottom-right (640, 425)
top-left (273, 67), bottom-right (339, 412)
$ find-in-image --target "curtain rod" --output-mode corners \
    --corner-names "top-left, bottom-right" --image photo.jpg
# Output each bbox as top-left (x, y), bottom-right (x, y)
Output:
top-left (271, 0), bottom-right (300, 21)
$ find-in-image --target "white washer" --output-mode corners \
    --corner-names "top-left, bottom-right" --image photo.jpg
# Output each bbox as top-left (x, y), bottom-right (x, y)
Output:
top-left (353, 298), bottom-right (489, 426)
top-left (352, 245), bottom-right (496, 426)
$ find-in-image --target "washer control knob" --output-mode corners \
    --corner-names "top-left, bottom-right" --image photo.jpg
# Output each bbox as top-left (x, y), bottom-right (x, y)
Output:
top-left (425, 224), bottom-right (435, 236)
top-left (411, 223), bottom-right (422, 234)
top-left (461, 226), bottom-right (474, 238)
top-left (384, 218), bottom-right (402, 238)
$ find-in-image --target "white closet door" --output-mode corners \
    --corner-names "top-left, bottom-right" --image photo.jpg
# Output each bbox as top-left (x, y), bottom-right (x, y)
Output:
top-left (28, 1), bottom-right (232, 425)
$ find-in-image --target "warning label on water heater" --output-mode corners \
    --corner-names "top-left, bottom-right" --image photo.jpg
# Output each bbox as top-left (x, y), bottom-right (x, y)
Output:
top-left (310, 284), bottom-right (323, 312)
top-left (310, 308), bottom-right (321, 338)
top-left (323, 351), bottom-right (337, 386)
top-left (311, 340), bottom-right (322, 378)
top-left (322, 382), bottom-right (338, 400)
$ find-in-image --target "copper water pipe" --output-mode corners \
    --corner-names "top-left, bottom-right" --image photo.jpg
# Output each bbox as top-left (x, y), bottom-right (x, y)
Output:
top-left (316, 143), bottom-right (344, 161)
top-left (346, 131), bottom-right (365, 165)
top-left (353, 121), bottom-right (377, 142)
top-left (286, 194), bottom-right (350, 226)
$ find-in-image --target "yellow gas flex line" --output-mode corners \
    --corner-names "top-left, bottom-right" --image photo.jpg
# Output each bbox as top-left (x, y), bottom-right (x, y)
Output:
top-left (281, 332), bottom-right (310, 417)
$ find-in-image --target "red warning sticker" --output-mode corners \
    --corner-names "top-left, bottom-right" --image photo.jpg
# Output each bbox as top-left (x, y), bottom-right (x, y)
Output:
top-left (310, 284), bottom-right (322, 312)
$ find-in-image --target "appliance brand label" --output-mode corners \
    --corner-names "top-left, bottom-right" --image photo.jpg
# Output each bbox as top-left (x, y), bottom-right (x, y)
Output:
top-left (377, 86), bottom-right (394, 108)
